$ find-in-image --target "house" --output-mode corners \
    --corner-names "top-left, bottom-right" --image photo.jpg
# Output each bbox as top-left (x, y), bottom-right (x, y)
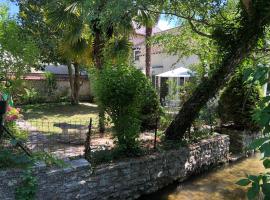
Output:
top-left (131, 26), bottom-right (199, 87)
top-left (131, 26), bottom-right (199, 106)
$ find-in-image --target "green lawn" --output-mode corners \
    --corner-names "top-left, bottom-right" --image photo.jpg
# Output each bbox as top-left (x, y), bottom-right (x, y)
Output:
top-left (20, 102), bottom-right (100, 134)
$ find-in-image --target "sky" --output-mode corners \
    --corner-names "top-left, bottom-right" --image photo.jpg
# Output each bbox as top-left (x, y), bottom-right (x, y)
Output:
top-left (0, 0), bottom-right (176, 30)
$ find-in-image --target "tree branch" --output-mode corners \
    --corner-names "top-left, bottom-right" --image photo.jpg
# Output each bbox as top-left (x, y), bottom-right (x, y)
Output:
top-left (137, 6), bottom-right (213, 27)
top-left (188, 20), bottom-right (213, 38)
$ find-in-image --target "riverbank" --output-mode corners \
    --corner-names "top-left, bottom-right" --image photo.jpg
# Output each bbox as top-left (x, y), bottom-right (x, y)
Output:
top-left (0, 134), bottom-right (229, 200)
top-left (139, 154), bottom-right (265, 200)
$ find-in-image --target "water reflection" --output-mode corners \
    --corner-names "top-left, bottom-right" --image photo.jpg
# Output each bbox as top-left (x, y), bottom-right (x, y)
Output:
top-left (140, 155), bottom-right (266, 200)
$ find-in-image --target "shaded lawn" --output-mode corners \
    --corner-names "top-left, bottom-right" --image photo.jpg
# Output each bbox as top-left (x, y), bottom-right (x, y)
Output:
top-left (21, 102), bottom-right (99, 122)
top-left (20, 102), bottom-right (100, 134)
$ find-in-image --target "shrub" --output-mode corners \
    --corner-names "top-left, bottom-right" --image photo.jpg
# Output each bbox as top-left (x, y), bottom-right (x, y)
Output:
top-left (93, 64), bottom-right (157, 155)
top-left (20, 88), bottom-right (40, 104)
top-left (218, 66), bottom-right (262, 130)
top-left (140, 79), bottom-right (161, 131)
top-left (44, 72), bottom-right (57, 95)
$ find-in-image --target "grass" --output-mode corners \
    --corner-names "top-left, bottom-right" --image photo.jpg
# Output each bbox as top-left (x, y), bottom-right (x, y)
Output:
top-left (20, 102), bottom-right (100, 134)
top-left (21, 102), bottom-right (99, 122)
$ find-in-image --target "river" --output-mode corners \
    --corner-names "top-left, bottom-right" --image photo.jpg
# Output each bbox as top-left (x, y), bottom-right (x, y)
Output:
top-left (139, 155), bottom-right (266, 200)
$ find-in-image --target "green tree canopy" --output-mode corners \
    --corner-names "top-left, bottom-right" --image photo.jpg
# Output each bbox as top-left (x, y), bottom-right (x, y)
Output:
top-left (0, 3), bottom-right (39, 94)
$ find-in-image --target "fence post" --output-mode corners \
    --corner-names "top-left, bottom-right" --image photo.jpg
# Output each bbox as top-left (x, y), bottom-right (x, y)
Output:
top-left (154, 116), bottom-right (158, 150)
top-left (84, 118), bottom-right (92, 159)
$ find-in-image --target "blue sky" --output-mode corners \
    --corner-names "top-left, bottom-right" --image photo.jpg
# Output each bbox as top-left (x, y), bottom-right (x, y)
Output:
top-left (0, 0), bottom-right (18, 15)
top-left (1, 0), bottom-right (176, 30)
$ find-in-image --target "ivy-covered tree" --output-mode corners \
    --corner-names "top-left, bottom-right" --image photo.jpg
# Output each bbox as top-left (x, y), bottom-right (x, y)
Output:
top-left (218, 63), bottom-right (263, 131)
top-left (144, 0), bottom-right (270, 140)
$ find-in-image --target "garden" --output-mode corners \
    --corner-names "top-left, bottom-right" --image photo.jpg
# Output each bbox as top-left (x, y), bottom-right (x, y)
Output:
top-left (1, 0), bottom-right (270, 200)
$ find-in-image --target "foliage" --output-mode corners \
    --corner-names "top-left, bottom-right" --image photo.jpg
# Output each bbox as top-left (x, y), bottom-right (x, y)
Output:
top-left (198, 98), bottom-right (219, 130)
top-left (0, 3), bottom-right (39, 96)
top-left (20, 88), bottom-right (40, 104)
top-left (15, 170), bottom-right (37, 200)
top-left (93, 64), bottom-right (154, 155)
top-left (44, 72), bottom-right (57, 95)
top-left (218, 65), bottom-right (263, 130)
top-left (236, 63), bottom-right (270, 200)
top-left (0, 149), bottom-right (32, 169)
top-left (140, 77), bottom-right (161, 131)
top-left (103, 36), bottom-right (132, 65)
top-left (159, 112), bottom-right (173, 131)
top-left (236, 136), bottom-right (270, 200)
top-left (32, 152), bottom-right (67, 168)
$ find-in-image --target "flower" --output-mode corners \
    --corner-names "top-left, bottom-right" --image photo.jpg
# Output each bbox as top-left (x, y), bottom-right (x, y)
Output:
top-left (5, 106), bottom-right (21, 122)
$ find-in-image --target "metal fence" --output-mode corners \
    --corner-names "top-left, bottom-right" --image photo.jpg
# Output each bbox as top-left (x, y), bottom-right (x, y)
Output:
top-left (1, 119), bottom-right (110, 158)
top-left (0, 117), bottom-right (159, 159)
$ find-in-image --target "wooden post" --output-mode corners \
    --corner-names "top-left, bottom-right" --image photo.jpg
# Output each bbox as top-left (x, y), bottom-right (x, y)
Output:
top-left (84, 118), bottom-right (92, 159)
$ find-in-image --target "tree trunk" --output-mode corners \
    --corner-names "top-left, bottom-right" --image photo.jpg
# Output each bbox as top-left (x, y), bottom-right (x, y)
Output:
top-left (93, 29), bottom-right (106, 133)
top-left (165, 20), bottom-right (264, 140)
top-left (145, 26), bottom-right (153, 78)
top-left (72, 63), bottom-right (80, 105)
top-left (93, 31), bottom-right (104, 70)
top-left (67, 63), bottom-right (76, 104)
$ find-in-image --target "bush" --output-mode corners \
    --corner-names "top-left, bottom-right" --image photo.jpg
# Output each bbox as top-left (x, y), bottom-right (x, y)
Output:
top-left (218, 67), bottom-right (262, 130)
top-left (93, 64), bottom-right (158, 155)
top-left (140, 79), bottom-right (161, 131)
top-left (44, 72), bottom-right (57, 95)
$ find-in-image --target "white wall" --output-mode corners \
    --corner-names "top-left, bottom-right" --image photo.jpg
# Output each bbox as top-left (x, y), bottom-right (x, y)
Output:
top-left (134, 53), bottom-right (199, 75)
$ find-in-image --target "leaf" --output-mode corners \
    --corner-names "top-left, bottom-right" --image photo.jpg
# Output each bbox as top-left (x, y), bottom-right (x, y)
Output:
top-left (248, 175), bottom-right (260, 183)
top-left (247, 183), bottom-right (260, 200)
top-left (249, 138), bottom-right (269, 150)
top-left (262, 183), bottom-right (270, 196)
top-left (260, 143), bottom-right (270, 157)
top-left (236, 179), bottom-right (251, 186)
top-left (263, 159), bottom-right (270, 169)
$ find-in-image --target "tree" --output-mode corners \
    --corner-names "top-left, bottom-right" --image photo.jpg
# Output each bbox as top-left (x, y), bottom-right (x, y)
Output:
top-left (218, 63), bottom-right (263, 130)
top-left (135, 8), bottom-right (160, 77)
top-left (16, 0), bottom-right (92, 105)
top-left (47, 0), bottom-right (138, 132)
top-left (0, 4), bottom-right (39, 96)
top-left (145, 0), bottom-right (270, 140)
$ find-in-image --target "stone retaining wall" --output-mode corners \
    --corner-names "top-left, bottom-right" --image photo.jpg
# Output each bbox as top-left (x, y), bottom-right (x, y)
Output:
top-left (217, 128), bottom-right (261, 154)
top-left (0, 134), bottom-right (229, 200)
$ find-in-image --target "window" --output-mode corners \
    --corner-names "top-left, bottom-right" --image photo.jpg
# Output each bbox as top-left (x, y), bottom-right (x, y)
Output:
top-left (178, 77), bottom-right (185, 86)
top-left (134, 50), bottom-right (140, 61)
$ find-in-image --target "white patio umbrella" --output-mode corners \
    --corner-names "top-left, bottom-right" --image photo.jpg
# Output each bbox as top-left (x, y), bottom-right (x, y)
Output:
top-left (156, 67), bottom-right (194, 78)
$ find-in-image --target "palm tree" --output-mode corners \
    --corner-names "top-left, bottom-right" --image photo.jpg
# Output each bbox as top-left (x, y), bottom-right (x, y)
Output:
top-left (48, 0), bottom-right (134, 132)
top-left (47, 1), bottom-right (93, 105)
top-left (135, 9), bottom-right (160, 78)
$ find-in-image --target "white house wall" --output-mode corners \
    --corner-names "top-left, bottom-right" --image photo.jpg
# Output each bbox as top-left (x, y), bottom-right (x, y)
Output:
top-left (134, 53), bottom-right (199, 75)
